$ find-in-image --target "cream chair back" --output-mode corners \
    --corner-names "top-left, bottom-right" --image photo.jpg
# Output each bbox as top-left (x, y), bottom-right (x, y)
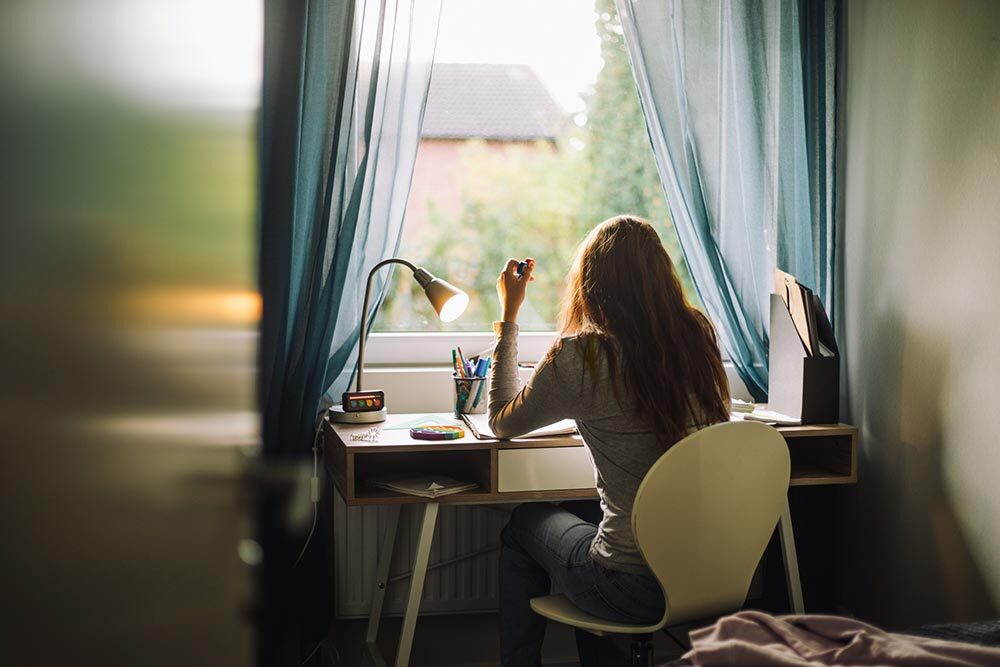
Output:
top-left (632, 420), bottom-right (790, 626)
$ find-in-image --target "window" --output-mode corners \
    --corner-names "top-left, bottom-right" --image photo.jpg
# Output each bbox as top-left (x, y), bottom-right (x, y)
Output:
top-left (374, 0), bottom-right (698, 341)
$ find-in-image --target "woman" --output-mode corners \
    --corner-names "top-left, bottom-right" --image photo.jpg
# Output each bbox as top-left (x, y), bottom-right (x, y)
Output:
top-left (488, 215), bottom-right (730, 666)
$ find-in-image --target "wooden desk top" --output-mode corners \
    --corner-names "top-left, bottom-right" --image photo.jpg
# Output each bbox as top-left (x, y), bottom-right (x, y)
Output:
top-left (325, 413), bottom-right (858, 505)
top-left (327, 413), bottom-right (856, 448)
top-left (327, 413), bottom-right (587, 452)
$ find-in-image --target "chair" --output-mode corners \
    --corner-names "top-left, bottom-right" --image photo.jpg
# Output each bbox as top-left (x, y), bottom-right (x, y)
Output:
top-left (529, 420), bottom-right (791, 666)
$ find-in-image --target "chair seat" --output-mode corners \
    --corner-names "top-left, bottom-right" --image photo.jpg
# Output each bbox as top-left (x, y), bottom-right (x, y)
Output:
top-left (530, 594), bottom-right (666, 636)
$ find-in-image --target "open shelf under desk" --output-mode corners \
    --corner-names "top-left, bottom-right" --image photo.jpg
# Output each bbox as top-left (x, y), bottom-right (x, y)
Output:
top-left (783, 429), bottom-right (857, 486)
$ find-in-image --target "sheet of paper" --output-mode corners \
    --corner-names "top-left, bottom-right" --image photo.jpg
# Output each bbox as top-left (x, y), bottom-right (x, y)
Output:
top-left (774, 269), bottom-right (817, 356)
top-left (461, 413), bottom-right (577, 440)
top-left (383, 414), bottom-right (461, 430)
top-left (738, 409), bottom-right (802, 426)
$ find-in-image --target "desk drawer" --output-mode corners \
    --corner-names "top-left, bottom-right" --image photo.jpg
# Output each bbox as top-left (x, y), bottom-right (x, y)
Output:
top-left (498, 446), bottom-right (596, 493)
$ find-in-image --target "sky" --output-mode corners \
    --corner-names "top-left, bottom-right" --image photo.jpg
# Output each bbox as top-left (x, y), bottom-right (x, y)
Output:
top-left (435, 0), bottom-right (604, 112)
top-left (43, 0), bottom-right (602, 113)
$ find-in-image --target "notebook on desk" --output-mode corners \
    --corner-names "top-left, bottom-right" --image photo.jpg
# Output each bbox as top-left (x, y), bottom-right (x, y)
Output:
top-left (460, 413), bottom-right (578, 440)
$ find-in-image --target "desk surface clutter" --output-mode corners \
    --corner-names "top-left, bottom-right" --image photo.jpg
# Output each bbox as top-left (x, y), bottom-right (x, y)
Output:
top-left (325, 412), bottom-right (857, 506)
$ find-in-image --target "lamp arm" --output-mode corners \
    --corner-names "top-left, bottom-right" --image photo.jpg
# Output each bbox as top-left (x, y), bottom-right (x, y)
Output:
top-left (356, 258), bottom-right (418, 392)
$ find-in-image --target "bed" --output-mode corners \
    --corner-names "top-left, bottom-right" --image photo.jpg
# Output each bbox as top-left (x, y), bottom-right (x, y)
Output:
top-left (662, 618), bottom-right (1000, 666)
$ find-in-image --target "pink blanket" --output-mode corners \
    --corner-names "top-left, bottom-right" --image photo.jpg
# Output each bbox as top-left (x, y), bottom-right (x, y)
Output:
top-left (683, 611), bottom-right (1000, 666)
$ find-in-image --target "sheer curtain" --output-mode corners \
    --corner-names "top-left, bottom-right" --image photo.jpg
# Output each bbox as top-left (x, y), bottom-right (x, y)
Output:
top-left (257, 0), bottom-right (440, 661)
top-left (615, 0), bottom-right (837, 400)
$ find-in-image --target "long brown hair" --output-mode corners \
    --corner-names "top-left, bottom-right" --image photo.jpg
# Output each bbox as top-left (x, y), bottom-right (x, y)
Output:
top-left (559, 215), bottom-right (730, 447)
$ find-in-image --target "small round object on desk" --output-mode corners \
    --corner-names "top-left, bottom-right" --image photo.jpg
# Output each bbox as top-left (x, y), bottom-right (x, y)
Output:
top-left (409, 425), bottom-right (465, 441)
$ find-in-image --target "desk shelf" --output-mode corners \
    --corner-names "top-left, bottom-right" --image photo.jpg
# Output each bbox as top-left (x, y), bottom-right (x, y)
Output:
top-left (326, 415), bottom-right (858, 505)
top-left (350, 447), bottom-right (493, 504)
top-left (782, 429), bottom-right (857, 486)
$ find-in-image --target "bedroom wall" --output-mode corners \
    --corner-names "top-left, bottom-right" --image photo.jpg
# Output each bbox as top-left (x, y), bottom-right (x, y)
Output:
top-left (840, 0), bottom-right (1000, 627)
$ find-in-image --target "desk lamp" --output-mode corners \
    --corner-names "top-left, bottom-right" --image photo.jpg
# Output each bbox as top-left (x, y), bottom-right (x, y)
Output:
top-left (328, 258), bottom-right (468, 424)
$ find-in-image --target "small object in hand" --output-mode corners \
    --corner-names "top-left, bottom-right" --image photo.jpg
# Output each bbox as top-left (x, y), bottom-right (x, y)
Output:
top-left (515, 261), bottom-right (528, 278)
top-left (342, 390), bottom-right (385, 412)
top-left (410, 425), bottom-right (465, 441)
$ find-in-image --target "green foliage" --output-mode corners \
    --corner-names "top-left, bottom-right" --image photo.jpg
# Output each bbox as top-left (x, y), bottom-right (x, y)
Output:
top-left (584, 0), bottom-right (696, 301)
top-left (378, 139), bottom-right (591, 332)
top-left (376, 0), bottom-right (698, 332)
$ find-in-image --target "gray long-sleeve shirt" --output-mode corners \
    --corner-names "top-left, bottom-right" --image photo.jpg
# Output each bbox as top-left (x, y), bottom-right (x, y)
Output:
top-left (488, 321), bottom-right (685, 575)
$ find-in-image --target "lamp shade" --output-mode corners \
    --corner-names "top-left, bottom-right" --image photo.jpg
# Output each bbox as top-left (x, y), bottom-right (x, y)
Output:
top-left (413, 268), bottom-right (468, 322)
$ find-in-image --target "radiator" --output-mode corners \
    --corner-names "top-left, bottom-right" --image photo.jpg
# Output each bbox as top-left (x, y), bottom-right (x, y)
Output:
top-left (334, 494), bottom-right (511, 618)
top-left (334, 495), bottom-right (768, 618)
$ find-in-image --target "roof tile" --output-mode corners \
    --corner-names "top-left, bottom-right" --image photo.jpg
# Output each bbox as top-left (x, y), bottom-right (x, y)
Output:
top-left (422, 63), bottom-right (567, 141)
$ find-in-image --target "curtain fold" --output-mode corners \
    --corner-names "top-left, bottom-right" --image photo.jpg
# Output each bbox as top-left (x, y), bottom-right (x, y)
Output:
top-left (257, 0), bottom-right (440, 662)
top-left (615, 0), bottom-right (836, 400)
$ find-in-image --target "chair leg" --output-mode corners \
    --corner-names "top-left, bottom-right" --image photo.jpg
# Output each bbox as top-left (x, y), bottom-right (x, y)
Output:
top-left (630, 633), bottom-right (653, 667)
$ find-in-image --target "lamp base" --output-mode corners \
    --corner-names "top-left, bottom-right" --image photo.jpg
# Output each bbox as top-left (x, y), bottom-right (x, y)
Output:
top-left (328, 405), bottom-right (388, 424)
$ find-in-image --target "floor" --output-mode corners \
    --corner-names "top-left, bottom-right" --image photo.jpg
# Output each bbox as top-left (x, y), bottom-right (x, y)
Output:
top-left (328, 611), bottom-right (686, 667)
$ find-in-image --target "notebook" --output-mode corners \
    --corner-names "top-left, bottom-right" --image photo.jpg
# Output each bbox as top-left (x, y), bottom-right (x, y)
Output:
top-left (460, 413), bottom-right (578, 440)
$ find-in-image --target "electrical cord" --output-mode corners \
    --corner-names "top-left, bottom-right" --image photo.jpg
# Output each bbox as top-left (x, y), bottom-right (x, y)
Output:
top-left (294, 421), bottom-right (323, 569)
top-left (288, 638), bottom-right (341, 667)
top-left (272, 422), bottom-right (339, 667)
top-left (293, 641), bottom-right (321, 667)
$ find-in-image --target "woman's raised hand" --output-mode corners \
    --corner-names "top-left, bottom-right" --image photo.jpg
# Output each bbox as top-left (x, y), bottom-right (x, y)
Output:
top-left (496, 257), bottom-right (534, 323)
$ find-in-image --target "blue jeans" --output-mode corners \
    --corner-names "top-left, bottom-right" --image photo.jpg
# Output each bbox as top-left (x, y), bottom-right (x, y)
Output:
top-left (499, 500), bottom-right (665, 667)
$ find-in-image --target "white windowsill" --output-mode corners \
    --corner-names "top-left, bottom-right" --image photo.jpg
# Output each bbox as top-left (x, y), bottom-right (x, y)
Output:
top-left (362, 359), bottom-right (752, 414)
top-left (365, 330), bottom-right (559, 366)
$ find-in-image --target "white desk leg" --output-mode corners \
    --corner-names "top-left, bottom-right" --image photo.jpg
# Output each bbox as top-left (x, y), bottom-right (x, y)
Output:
top-left (395, 502), bottom-right (439, 667)
top-left (367, 504), bottom-right (402, 644)
top-left (778, 500), bottom-right (805, 614)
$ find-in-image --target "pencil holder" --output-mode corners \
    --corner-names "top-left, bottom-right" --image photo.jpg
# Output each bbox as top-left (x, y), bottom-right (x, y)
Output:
top-left (453, 375), bottom-right (487, 417)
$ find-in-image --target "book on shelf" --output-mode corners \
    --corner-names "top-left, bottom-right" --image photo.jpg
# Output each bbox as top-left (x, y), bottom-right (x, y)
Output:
top-left (368, 474), bottom-right (477, 499)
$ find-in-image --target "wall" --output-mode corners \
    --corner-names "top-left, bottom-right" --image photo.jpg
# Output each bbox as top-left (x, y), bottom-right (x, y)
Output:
top-left (840, 0), bottom-right (1000, 628)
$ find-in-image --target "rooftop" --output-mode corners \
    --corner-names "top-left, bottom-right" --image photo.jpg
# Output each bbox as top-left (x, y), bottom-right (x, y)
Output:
top-left (422, 63), bottom-right (567, 141)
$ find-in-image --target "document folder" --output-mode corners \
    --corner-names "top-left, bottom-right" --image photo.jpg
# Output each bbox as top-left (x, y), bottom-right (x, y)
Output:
top-left (768, 293), bottom-right (840, 424)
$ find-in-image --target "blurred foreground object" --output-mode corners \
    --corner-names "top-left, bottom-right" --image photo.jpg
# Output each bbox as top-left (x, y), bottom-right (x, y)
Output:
top-left (0, 0), bottom-right (260, 664)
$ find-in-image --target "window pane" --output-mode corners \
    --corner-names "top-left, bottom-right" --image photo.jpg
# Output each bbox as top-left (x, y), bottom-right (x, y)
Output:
top-left (376, 0), bottom-right (699, 333)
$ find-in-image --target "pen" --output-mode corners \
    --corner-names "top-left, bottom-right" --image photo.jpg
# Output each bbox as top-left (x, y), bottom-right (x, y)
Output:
top-left (471, 356), bottom-right (491, 408)
top-left (456, 346), bottom-right (469, 378)
top-left (452, 349), bottom-right (465, 377)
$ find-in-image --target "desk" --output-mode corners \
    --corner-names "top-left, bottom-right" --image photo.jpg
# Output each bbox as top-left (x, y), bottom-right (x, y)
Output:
top-left (326, 413), bottom-right (857, 667)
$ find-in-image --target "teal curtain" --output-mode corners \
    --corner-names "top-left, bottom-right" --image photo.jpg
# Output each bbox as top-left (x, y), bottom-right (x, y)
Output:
top-left (615, 0), bottom-right (837, 400)
top-left (257, 0), bottom-right (440, 662)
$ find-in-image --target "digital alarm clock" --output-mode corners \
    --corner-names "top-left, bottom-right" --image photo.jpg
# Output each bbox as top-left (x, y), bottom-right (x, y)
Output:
top-left (342, 390), bottom-right (385, 413)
